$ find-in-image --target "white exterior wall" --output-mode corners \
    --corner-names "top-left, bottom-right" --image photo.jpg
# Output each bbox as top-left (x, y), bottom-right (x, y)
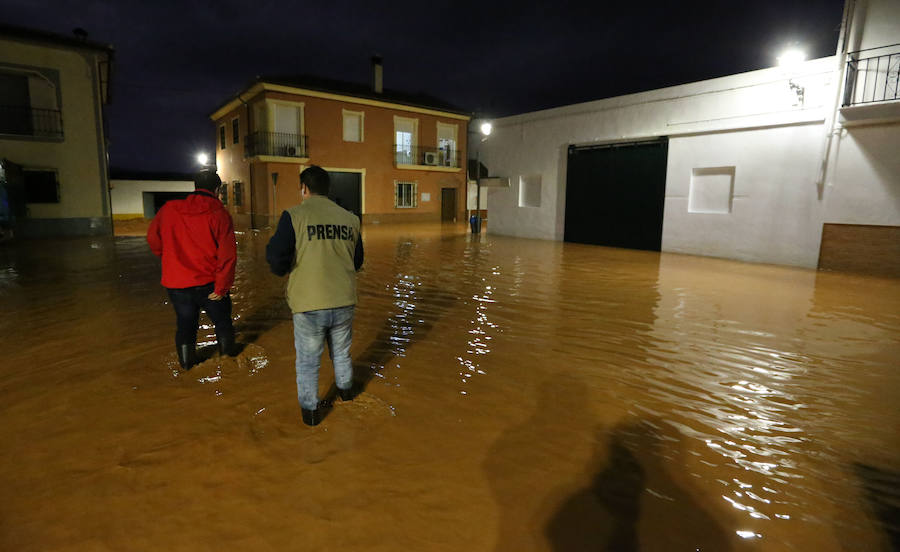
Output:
top-left (0, 37), bottom-right (109, 221)
top-left (483, 57), bottom-right (836, 267)
top-left (110, 179), bottom-right (194, 218)
top-left (823, 0), bottom-right (900, 228)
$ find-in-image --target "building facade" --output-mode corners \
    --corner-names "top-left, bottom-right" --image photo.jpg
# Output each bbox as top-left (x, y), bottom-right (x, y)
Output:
top-left (211, 67), bottom-right (470, 229)
top-left (0, 24), bottom-right (113, 238)
top-left (480, 0), bottom-right (899, 276)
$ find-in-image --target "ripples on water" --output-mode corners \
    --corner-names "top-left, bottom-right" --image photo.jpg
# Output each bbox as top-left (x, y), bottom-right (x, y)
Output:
top-left (0, 224), bottom-right (898, 551)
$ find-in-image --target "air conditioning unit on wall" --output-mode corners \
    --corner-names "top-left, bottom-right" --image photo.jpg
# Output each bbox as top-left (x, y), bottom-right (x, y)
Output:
top-left (423, 151), bottom-right (439, 166)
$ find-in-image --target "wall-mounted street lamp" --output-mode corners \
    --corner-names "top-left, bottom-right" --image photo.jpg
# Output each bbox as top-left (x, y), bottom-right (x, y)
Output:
top-left (469, 119), bottom-right (492, 234)
top-left (196, 152), bottom-right (209, 166)
top-left (778, 47), bottom-right (808, 106)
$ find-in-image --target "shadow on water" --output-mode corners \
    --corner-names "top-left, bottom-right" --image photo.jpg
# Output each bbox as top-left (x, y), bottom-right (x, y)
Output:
top-left (484, 375), bottom-right (731, 551)
top-left (544, 419), bottom-right (732, 551)
top-left (853, 463), bottom-right (900, 551)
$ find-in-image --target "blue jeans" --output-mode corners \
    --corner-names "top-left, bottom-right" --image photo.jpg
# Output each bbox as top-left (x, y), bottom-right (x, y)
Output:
top-left (292, 305), bottom-right (354, 410)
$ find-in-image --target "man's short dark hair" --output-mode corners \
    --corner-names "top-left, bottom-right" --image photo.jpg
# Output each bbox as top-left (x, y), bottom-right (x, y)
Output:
top-left (195, 170), bottom-right (222, 192)
top-left (300, 165), bottom-right (329, 195)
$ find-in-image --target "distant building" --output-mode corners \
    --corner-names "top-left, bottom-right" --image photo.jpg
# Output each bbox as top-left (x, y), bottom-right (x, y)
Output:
top-left (109, 169), bottom-right (195, 221)
top-left (480, 0), bottom-right (899, 277)
top-left (0, 23), bottom-right (114, 237)
top-left (210, 58), bottom-right (470, 229)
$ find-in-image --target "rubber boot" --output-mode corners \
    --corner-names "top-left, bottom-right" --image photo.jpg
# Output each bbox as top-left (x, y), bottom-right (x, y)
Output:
top-left (337, 384), bottom-right (355, 402)
top-left (218, 334), bottom-right (237, 357)
top-left (301, 408), bottom-right (321, 426)
top-left (177, 344), bottom-right (196, 370)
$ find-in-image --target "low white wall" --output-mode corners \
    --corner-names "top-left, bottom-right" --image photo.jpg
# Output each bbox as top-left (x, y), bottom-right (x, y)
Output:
top-left (110, 179), bottom-right (193, 218)
top-left (483, 57), bottom-right (836, 267)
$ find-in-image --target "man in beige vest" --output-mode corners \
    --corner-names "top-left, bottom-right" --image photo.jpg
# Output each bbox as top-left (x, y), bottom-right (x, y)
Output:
top-left (266, 166), bottom-right (364, 426)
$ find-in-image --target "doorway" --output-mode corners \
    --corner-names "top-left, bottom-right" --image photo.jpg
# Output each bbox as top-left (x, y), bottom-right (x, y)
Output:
top-left (326, 171), bottom-right (362, 218)
top-left (441, 187), bottom-right (457, 222)
top-left (564, 138), bottom-right (668, 251)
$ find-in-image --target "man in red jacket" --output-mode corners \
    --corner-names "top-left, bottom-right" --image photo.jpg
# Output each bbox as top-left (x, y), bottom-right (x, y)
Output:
top-left (147, 170), bottom-right (237, 369)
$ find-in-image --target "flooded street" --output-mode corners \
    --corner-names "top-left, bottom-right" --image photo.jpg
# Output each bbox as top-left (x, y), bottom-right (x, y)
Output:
top-left (1, 223), bottom-right (898, 551)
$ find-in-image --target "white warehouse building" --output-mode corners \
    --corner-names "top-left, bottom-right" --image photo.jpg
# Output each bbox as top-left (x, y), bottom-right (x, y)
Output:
top-left (480, 0), bottom-right (899, 277)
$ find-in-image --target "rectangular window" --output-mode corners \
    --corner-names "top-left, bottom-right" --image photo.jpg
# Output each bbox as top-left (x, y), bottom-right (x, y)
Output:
top-left (233, 181), bottom-right (243, 207)
top-left (394, 181), bottom-right (418, 208)
top-left (219, 125), bottom-right (226, 150)
top-left (219, 182), bottom-right (228, 205)
top-left (394, 116), bottom-right (417, 165)
top-left (437, 122), bottom-right (457, 167)
top-left (342, 109), bottom-right (364, 142)
top-left (232, 118), bottom-right (239, 144)
top-left (23, 169), bottom-right (60, 203)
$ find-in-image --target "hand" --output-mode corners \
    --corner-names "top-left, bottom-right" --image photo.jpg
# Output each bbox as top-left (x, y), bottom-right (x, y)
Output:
top-left (208, 292), bottom-right (224, 301)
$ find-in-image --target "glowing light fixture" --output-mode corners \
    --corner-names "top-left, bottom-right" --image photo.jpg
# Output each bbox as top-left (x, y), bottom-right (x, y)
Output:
top-left (777, 48), bottom-right (806, 69)
top-left (196, 152), bottom-right (209, 166)
top-left (480, 122), bottom-right (493, 136)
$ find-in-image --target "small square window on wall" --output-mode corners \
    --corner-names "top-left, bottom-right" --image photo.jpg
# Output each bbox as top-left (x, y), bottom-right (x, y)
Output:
top-left (342, 109), bottom-right (364, 142)
top-left (23, 169), bottom-right (60, 203)
top-left (232, 118), bottom-right (240, 144)
top-left (394, 181), bottom-right (417, 208)
top-left (519, 174), bottom-right (542, 208)
top-left (219, 125), bottom-right (226, 150)
top-left (233, 181), bottom-right (243, 206)
top-left (219, 182), bottom-right (228, 205)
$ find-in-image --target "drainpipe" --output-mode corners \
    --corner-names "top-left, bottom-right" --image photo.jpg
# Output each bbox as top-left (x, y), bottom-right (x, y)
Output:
top-left (816, 0), bottom-right (856, 198)
top-left (271, 172), bottom-right (278, 227)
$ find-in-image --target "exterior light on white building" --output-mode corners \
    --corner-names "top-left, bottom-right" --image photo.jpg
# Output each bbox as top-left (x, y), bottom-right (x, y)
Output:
top-left (777, 48), bottom-right (807, 69)
top-left (196, 153), bottom-right (209, 166)
top-left (480, 122), bottom-right (493, 136)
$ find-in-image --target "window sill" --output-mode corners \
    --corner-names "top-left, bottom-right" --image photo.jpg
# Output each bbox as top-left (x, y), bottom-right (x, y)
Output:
top-left (395, 164), bottom-right (462, 173)
top-left (248, 155), bottom-right (310, 164)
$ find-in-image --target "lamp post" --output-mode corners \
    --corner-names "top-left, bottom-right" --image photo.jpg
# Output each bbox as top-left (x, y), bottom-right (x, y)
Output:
top-left (469, 120), bottom-right (492, 234)
top-left (196, 152), bottom-right (209, 168)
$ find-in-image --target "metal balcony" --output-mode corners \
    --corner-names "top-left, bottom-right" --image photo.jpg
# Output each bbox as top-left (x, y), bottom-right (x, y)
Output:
top-left (393, 145), bottom-right (461, 168)
top-left (0, 105), bottom-right (64, 138)
top-left (245, 131), bottom-right (308, 158)
top-left (843, 44), bottom-right (900, 107)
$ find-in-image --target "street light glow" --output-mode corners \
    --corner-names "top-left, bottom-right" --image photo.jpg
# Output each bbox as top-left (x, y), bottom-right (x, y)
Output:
top-left (196, 152), bottom-right (209, 166)
top-left (777, 48), bottom-right (806, 68)
top-left (480, 122), bottom-right (492, 136)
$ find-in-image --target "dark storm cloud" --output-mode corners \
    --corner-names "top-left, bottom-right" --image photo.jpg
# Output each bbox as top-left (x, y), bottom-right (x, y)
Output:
top-left (3, 0), bottom-right (845, 171)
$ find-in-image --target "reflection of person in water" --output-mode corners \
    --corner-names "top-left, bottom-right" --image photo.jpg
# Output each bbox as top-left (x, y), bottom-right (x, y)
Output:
top-left (146, 170), bottom-right (237, 370)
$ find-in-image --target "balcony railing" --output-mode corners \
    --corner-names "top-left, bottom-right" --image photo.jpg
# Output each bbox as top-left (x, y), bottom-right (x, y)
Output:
top-left (843, 44), bottom-right (900, 107)
top-left (0, 105), bottom-right (64, 138)
top-left (245, 131), bottom-right (308, 158)
top-left (393, 145), bottom-right (461, 168)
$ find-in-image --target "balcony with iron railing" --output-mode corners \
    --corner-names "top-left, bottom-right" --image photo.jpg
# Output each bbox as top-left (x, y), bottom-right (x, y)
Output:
top-left (244, 131), bottom-right (308, 159)
top-left (393, 145), bottom-right (462, 170)
top-left (0, 105), bottom-right (64, 139)
top-left (841, 44), bottom-right (900, 122)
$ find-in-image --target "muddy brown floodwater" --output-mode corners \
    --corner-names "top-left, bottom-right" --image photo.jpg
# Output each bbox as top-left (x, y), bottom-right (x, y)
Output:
top-left (1, 223), bottom-right (898, 551)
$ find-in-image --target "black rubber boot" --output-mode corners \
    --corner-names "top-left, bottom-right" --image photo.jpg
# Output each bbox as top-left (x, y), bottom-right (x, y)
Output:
top-left (301, 408), bottom-right (321, 426)
top-left (177, 344), bottom-right (196, 370)
top-left (218, 334), bottom-right (237, 357)
top-left (337, 385), bottom-right (355, 402)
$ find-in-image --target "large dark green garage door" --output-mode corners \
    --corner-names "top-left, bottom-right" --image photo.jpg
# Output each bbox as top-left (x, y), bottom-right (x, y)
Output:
top-left (564, 138), bottom-right (668, 251)
top-left (326, 171), bottom-right (362, 218)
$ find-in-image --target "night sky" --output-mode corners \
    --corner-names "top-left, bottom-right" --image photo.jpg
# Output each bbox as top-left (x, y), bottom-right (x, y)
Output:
top-left (4, 0), bottom-right (846, 173)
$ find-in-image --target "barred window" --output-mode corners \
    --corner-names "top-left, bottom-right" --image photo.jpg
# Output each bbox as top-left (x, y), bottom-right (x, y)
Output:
top-left (394, 181), bottom-right (417, 208)
top-left (232, 118), bottom-right (239, 144)
top-left (219, 182), bottom-right (228, 205)
top-left (219, 125), bottom-right (226, 150)
top-left (233, 181), bottom-right (243, 206)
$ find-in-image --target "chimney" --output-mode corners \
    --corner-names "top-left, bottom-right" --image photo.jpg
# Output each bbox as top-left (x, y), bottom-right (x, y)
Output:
top-left (371, 55), bottom-right (383, 94)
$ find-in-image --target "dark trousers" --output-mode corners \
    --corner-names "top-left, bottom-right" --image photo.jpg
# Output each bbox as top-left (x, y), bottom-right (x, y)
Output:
top-left (166, 283), bottom-right (234, 348)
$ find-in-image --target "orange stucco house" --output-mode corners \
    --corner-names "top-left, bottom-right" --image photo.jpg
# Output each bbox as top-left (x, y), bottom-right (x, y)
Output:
top-left (210, 59), bottom-right (470, 229)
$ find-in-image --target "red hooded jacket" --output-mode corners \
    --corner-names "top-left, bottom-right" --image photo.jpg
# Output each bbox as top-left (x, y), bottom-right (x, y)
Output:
top-left (147, 189), bottom-right (236, 295)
